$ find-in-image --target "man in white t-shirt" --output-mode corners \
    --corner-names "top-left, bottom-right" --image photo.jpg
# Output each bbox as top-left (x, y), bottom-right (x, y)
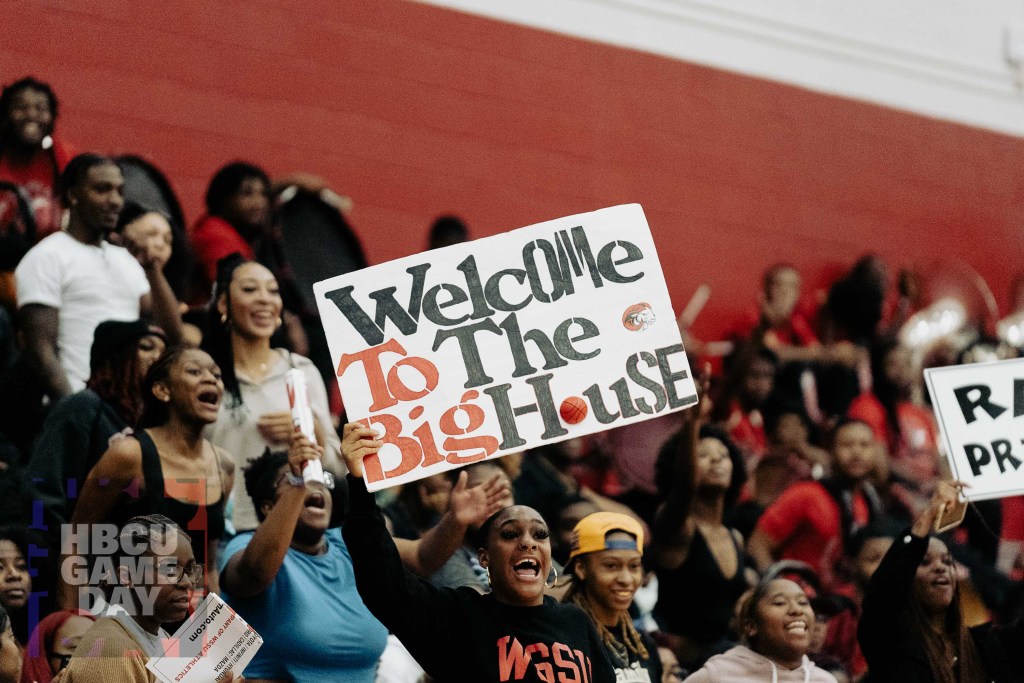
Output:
top-left (15, 153), bottom-right (181, 399)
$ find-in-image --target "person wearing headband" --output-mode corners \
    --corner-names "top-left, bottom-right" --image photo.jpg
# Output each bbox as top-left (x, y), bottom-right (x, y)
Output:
top-left (562, 512), bottom-right (662, 682)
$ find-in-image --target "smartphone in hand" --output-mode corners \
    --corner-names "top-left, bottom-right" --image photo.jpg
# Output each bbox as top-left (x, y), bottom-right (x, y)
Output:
top-left (934, 498), bottom-right (968, 533)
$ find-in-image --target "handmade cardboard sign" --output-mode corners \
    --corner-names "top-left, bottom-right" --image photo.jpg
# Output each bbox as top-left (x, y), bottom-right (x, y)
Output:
top-left (924, 358), bottom-right (1024, 500)
top-left (314, 204), bottom-right (697, 491)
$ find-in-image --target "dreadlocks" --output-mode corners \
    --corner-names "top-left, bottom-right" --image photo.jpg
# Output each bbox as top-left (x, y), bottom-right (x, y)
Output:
top-left (562, 577), bottom-right (650, 665)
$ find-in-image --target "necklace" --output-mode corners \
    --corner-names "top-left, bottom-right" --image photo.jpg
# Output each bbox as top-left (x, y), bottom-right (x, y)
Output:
top-left (605, 633), bottom-right (629, 666)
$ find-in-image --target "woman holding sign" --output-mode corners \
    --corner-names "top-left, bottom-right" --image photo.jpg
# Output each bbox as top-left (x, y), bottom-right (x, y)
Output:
top-left (858, 481), bottom-right (1024, 682)
top-left (203, 253), bottom-right (342, 533)
top-left (340, 422), bottom-right (617, 683)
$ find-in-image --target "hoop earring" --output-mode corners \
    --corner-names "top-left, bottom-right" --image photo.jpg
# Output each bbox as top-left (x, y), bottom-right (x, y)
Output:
top-left (276, 317), bottom-right (283, 328)
top-left (485, 567), bottom-right (491, 587)
top-left (545, 566), bottom-right (558, 589)
top-left (220, 313), bottom-right (228, 325)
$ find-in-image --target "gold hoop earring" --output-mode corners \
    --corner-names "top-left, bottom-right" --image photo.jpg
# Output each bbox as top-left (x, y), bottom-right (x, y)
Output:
top-left (220, 313), bottom-right (228, 325)
top-left (545, 566), bottom-right (558, 590)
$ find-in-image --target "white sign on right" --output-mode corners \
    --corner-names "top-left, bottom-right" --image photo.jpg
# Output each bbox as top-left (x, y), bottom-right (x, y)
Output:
top-left (925, 357), bottom-right (1024, 501)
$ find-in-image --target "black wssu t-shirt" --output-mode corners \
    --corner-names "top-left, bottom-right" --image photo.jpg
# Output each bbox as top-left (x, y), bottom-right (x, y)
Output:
top-left (343, 475), bottom-right (616, 683)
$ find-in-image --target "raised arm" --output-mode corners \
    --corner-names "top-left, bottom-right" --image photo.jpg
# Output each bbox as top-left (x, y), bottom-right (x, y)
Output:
top-left (747, 527), bottom-right (782, 573)
top-left (137, 247), bottom-right (183, 346)
top-left (20, 304), bottom-right (72, 400)
top-left (652, 370), bottom-right (710, 564)
top-left (220, 435), bottom-right (321, 597)
top-left (403, 471), bottom-right (507, 577)
top-left (858, 481), bottom-right (963, 659)
top-left (339, 423), bottom-right (465, 672)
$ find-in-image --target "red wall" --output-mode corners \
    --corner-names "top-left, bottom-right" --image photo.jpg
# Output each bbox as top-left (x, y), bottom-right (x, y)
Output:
top-left (5, 0), bottom-right (1024, 340)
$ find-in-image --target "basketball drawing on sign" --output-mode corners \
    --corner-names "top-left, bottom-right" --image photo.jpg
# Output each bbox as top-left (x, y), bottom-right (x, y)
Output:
top-left (560, 396), bottom-right (589, 424)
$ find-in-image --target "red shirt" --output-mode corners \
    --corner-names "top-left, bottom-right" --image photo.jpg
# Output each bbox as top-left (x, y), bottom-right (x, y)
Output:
top-left (1003, 496), bottom-right (1024, 541)
top-left (847, 393), bottom-right (937, 454)
top-left (725, 402), bottom-right (767, 460)
top-left (756, 481), bottom-right (869, 585)
top-left (0, 139), bottom-right (73, 243)
top-left (734, 308), bottom-right (819, 347)
top-left (188, 214), bottom-right (255, 305)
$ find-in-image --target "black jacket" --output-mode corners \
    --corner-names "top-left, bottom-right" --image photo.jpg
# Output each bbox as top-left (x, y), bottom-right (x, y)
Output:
top-left (859, 529), bottom-right (1023, 682)
top-left (343, 474), bottom-right (616, 683)
top-left (26, 390), bottom-right (127, 527)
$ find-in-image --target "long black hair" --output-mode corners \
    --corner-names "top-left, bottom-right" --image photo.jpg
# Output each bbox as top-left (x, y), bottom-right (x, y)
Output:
top-left (200, 252), bottom-right (249, 409)
top-left (905, 538), bottom-right (985, 683)
top-left (654, 424), bottom-right (747, 509)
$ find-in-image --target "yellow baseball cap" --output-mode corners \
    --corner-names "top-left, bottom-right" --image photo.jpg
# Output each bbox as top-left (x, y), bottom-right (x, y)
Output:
top-left (568, 512), bottom-right (644, 563)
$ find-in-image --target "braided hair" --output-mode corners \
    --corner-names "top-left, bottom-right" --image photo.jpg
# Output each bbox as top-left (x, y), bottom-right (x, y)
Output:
top-left (563, 580), bottom-right (649, 665)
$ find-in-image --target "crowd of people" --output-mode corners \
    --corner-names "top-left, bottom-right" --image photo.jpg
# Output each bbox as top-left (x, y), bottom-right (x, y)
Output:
top-left (0, 73), bottom-right (1022, 683)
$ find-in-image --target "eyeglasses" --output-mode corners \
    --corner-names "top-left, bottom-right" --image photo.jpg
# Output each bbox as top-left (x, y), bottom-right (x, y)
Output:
top-left (156, 560), bottom-right (204, 585)
top-left (273, 470), bottom-right (335, 490)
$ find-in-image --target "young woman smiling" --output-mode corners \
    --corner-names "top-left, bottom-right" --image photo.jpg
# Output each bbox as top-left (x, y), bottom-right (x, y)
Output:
top-left (203, 254), bottom-right (341, 533)
top-left (562, 512), bottom-right (662, 682)
top-left (340, 423), bottom-right (616, 683)
top-left (57, 348), bottom-right (233, 610)
top-left (686, 578), bottom-right (837, 682)
top-left (858, 481), bottom-right (1024, 683)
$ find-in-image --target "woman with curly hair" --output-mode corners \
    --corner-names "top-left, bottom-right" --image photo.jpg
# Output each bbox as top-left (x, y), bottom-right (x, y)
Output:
top-left (652, 390), bottom-right (750, 670)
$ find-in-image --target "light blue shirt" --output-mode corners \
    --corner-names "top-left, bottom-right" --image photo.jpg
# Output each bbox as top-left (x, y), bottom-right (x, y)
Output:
top-left (219, 528), bottom-right (388, 682)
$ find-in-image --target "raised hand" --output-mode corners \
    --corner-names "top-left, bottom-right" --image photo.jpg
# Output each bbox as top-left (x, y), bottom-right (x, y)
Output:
top-left (912, 480), bottom-right (967, 537)
top-left (288, 433), bottom-right (324, 477)
top-left (450, 471), bottom-right (510, 527)
top-left (683, 361), bottom-right (712, 426)
top-left (341, 422), bottom-right (383, 479)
